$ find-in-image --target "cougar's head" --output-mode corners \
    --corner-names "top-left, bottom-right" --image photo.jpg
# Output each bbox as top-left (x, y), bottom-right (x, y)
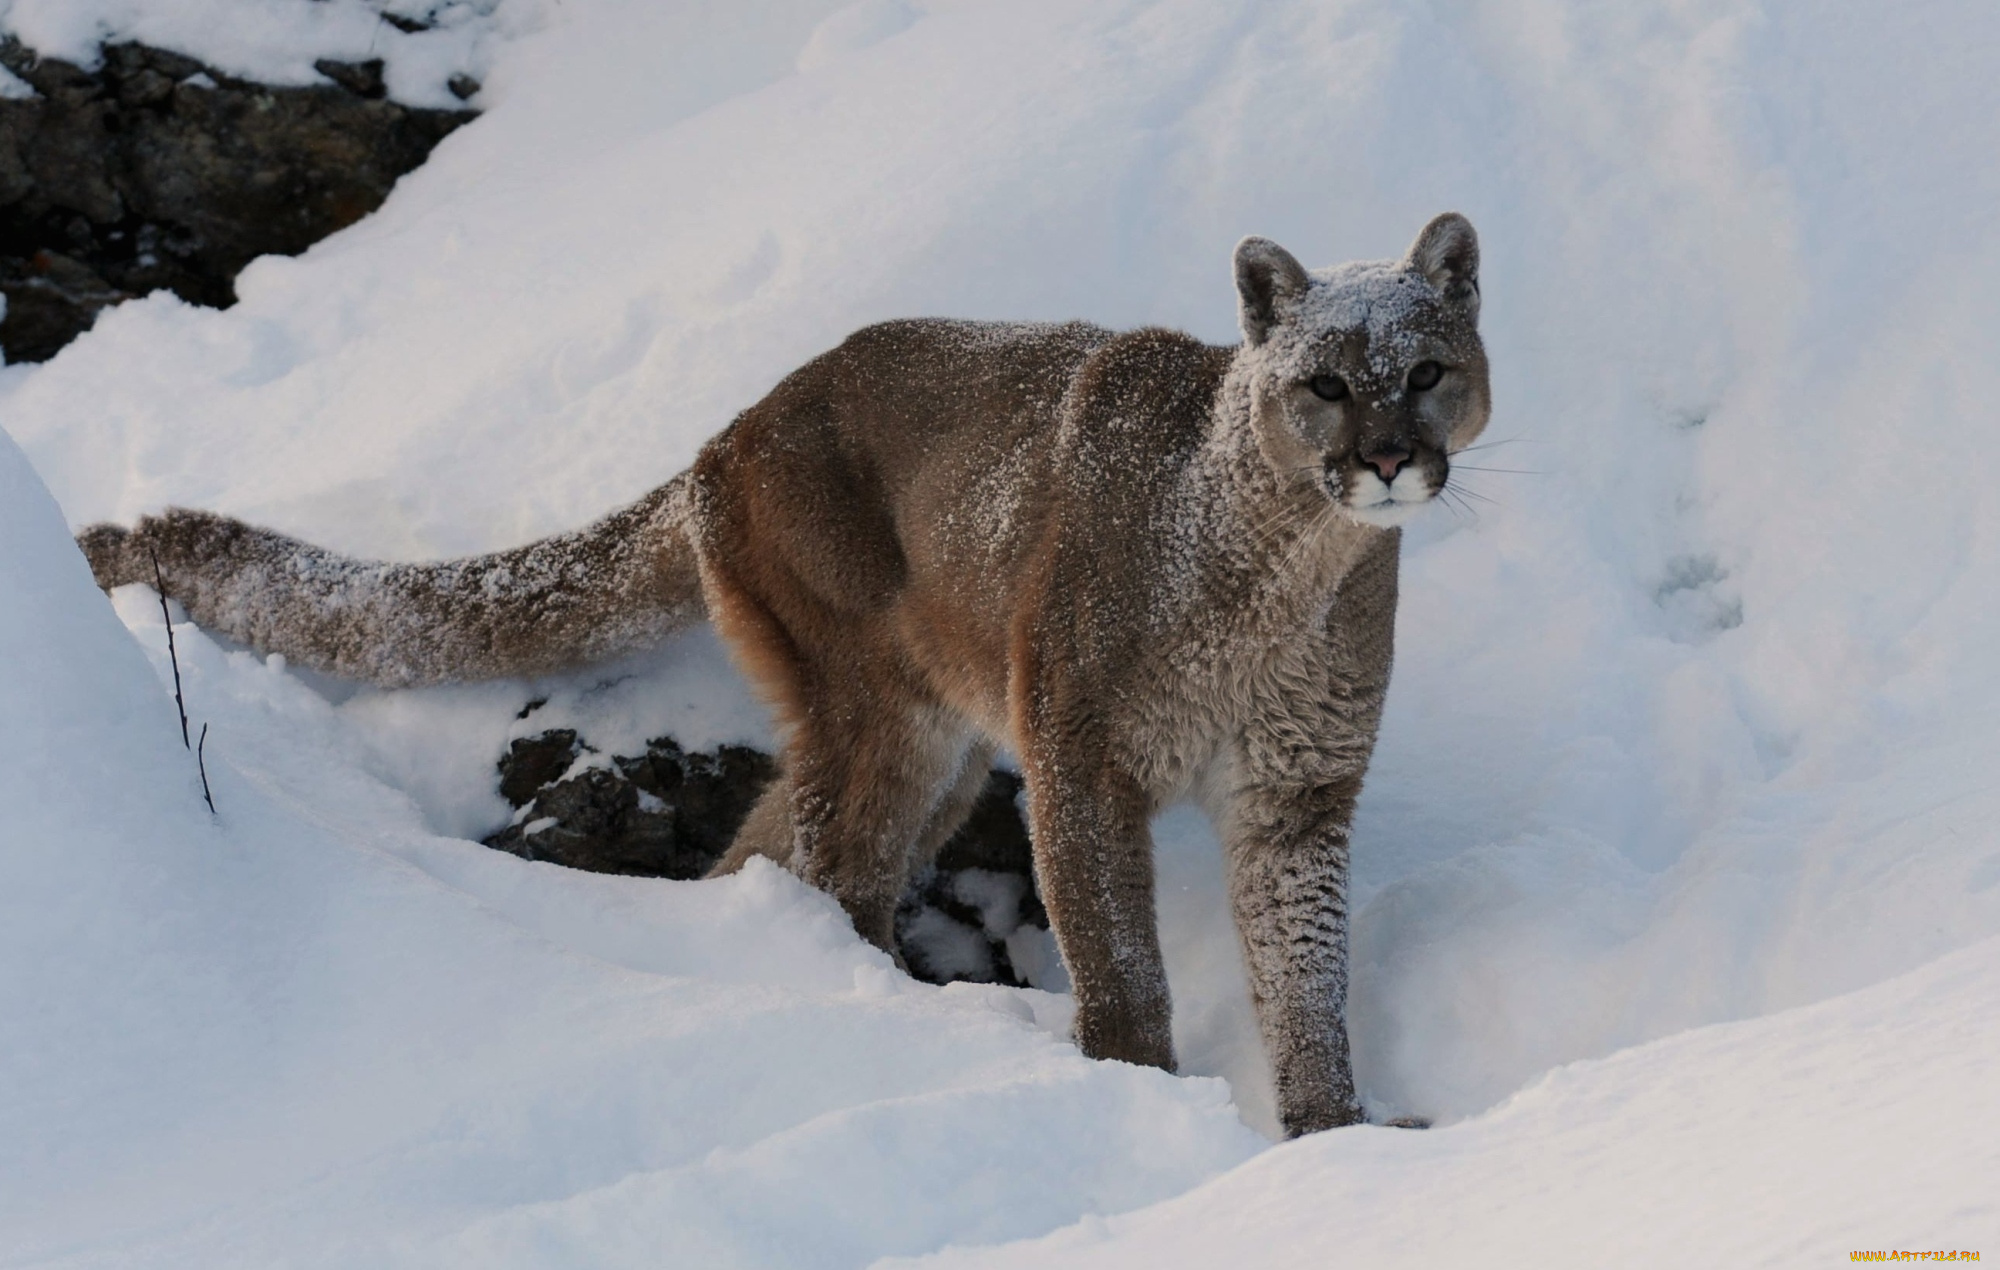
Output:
top-left (1233, 213), bottom-right (1491, 528)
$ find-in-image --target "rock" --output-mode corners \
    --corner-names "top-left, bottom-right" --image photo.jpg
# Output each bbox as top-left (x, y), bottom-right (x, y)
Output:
top-left (99, 43), bottom-right (203, 85)
top-left (0, 250), bottom-right (125, 362)
top-left (116, 69), bottom-right (175, 109)
top-left (0, 36), bottom-right (476, 362)
top-left (485, 730), bottom-right (777, 881)
top-left (614, 737), bottom-right (778, 868)
top-left (495, 729), bottom-right (584, 807)
top-left (490, 764), bottom-right (676, 877)
top-left (481, 728), bottom-right (1050, 986)
top-left (447, 74), bottom-right (481, 102)
top-left (313, 58), bottom-right (386, 100)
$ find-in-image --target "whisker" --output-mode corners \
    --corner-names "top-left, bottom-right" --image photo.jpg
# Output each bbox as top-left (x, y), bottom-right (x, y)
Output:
top-left (1448, 464), bottom-right (1542, 476)
top-left (1245, 478), bottom-right (1336, 551)
top-left (1245, 500), bottom-right (1308, 551)
top-left (1452, 437), bottom-right (1542, 456)
top-left (1267, 508), bottom-right (1310, 568)
top-left (1278, 505), bottom-right (1336, 576)
top-left (1244, 508), bottom-right (1313, 561)
top-left (1436, 487), bottom-right (1480, 524)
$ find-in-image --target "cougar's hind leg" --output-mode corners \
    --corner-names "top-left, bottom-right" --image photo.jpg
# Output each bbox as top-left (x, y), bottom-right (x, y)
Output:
top-left (786, 684), bottom-right (975, 952)
top-left (698, 552), bottom-right (969, 950)
top-left (707, 769), bottom-right (794, 877)
top-left (698, 553), bottom-right (813, 881)
top-left (905, 742), bottom-right (996, 875)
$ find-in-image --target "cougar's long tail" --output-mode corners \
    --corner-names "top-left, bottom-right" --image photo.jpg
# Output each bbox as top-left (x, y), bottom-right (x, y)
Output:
top-left (76, 474), bottom-right (708, 688)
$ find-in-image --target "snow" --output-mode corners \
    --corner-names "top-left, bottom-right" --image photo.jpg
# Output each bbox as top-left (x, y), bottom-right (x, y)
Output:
top-left (0, 426), bottom-right (1260, 1267)
top-left (0, 0), bottom-right (510, 107)
top-left (4, 0), bottom-right (2000, 1262)
top-left (903, 935), bottom-right (2000, 1268)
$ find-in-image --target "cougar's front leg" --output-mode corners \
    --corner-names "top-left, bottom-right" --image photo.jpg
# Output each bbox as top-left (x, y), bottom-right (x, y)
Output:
top-left (1019, 725), bottom-right (1174, 1071)
top-left (1223, 771), bottom-right (1367, 1135)
top-left (1226, 530), bottom-right (1396, 1135)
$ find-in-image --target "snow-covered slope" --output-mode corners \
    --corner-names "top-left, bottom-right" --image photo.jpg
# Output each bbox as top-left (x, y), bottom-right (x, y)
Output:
top-left (0, 427), bottom-right (1260, 1268)
top-left (905, 936), bottom-right (2000, 1269)
top-left (3, 0), bottom-right (1998, 1263)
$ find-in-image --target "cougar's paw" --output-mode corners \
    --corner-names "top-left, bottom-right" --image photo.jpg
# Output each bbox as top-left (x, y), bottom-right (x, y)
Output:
top-left (1278, 1093), bottom-right (1368, 1138)
top-left (76, 522), bottom-right (141, 592)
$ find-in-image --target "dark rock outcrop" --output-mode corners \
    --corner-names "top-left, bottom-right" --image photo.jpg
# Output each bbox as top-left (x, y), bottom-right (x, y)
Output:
top-left (486, 731), bottom-right (778, 881)
top-left (0, 37), bottom-right (475, 362)
top-left (486, 729), bottom-right (1050, 986)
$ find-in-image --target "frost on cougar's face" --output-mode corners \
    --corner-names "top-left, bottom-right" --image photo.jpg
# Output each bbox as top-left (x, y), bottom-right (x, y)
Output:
top-left (1235, 252), bottom-right (1489, 530)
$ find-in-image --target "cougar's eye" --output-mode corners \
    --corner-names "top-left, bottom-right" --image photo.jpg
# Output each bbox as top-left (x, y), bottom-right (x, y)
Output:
top-left (1408, 360), bottom-right (1444, 391)
top-left (1309, 374), bottom-right (1349, 402)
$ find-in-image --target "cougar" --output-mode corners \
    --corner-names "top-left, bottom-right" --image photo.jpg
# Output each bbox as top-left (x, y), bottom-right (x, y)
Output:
top-left (80, 213), bottom-right (1491, 1136)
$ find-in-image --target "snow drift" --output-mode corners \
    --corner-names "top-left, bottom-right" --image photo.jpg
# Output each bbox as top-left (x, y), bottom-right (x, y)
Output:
top-left (0, 426), bottom-right (1260, 1267)
top-left (3, 0), bottom-right (1998, 1263)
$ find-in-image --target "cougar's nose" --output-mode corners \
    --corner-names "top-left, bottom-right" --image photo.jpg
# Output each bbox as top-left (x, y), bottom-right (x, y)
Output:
top-left (1363, 448), bottom-right (1411, 481)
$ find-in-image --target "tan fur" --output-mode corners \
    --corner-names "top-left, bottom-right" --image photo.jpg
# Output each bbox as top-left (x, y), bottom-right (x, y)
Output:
top-left (80, 214), bottom-right (1491, 1136)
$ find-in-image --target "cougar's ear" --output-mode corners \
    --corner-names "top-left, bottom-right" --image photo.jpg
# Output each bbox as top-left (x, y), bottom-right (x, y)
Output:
top-left (1406, 212), bottom-right (1480, 321)
top-left (1234, 236), bottom-right (1311, 346)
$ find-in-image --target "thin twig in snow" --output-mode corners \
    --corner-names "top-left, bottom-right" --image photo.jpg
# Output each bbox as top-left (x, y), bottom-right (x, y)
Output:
top-left (149, 550), bottom-right (217, 814)
top-left (150, 550), bottom-right (191, 749)
top-left (197, 723), bottom-right (216, 815)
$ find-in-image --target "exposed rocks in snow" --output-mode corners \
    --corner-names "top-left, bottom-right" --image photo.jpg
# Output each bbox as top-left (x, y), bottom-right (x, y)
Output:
top-left (896, 770), bottom-right (1049, 987)
top-left (0, 37), bottom-right (474, 362)
top-left (486, 730), bottom-right (777, 882)
top-left (488, 729), bottom-right (1051, 986)
top-left (312, 58), bottom-right (386, 101)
